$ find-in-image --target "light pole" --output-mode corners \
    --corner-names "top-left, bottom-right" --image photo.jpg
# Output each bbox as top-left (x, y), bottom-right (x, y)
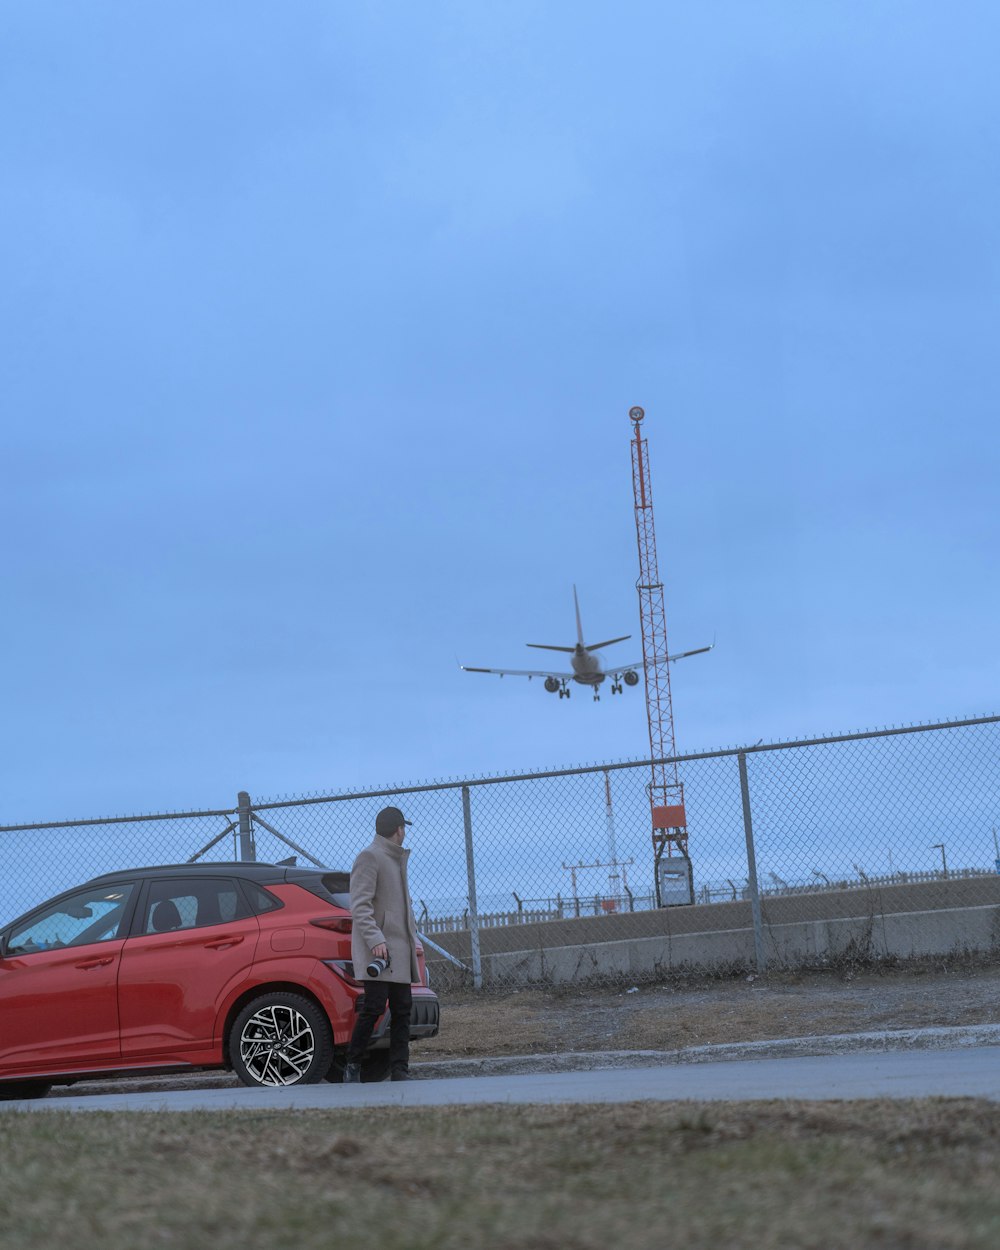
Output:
top-left (931, 843), bottom-right (948, 878)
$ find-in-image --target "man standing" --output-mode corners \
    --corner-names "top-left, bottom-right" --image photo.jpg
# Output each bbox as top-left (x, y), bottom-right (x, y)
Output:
top-left (344, 805), bottom-right (421, 1083)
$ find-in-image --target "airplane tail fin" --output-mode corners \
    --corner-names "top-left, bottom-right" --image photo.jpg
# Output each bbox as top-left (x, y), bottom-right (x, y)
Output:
top-left (524, 586), bottom-right (631, 653)
top-left (526, 585), bottom-right (585, 653)
top-left (576, 584), bottom-right (629, 652)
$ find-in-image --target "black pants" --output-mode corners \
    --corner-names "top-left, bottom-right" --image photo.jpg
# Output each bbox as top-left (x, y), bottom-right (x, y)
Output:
top-left (346, 980), bottom-right (412, 1072)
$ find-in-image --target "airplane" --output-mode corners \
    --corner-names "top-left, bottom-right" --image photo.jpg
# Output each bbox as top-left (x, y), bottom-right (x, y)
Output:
top-left (461, 586), bottom-right (713, 702)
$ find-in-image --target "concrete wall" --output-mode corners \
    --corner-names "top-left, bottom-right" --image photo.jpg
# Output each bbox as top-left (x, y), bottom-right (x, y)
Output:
top-left (429, 901), bottom-right (1000, 988)
top-left (427, 875), bottom-right (1000, 968)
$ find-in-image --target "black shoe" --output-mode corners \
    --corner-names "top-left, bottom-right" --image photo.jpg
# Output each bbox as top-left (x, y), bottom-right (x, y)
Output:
top-left (343, 1063), bottom-right (361, 1084)
top-left (390, 1070), bottom-right (410, 1082)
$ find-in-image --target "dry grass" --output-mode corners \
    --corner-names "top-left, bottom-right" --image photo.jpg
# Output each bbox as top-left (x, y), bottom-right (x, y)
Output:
top-left (417, 965), bottom-right (1000, 1059)
top-left (3, 1099), bottom-right (1000, 1248)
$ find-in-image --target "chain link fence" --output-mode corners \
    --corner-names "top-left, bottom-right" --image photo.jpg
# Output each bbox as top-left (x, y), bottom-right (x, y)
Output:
top-left (2, 714), bottom-right (998, 989)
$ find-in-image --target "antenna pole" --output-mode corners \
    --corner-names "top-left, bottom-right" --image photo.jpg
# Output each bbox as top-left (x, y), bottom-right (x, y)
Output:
top-left (629, 406), bottom-right (690, 894)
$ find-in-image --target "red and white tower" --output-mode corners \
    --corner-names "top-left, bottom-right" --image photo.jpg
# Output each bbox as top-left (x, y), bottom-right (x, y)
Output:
top-left (629, 406), bottom-right (690, 888)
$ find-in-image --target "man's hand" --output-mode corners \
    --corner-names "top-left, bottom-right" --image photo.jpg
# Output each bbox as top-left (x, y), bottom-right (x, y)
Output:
top-left (371, 943), bottom-right (388, 960)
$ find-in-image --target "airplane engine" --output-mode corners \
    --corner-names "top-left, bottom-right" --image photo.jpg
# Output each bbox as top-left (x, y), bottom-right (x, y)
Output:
top-left (623, 670), bottom-right (640, 687)
top-left (544, 677), bottom-right (561, 693)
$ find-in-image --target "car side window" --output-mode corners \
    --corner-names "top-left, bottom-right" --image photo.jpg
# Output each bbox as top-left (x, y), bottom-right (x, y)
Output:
top-left (6, 883), bottom-right (136, 955)
top-left (142, 878), bottom-right (249, 935)
top-left (238, 881), bottom-right (283, 916)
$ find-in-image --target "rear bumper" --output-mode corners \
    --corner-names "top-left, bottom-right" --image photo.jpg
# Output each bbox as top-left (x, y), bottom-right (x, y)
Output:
top-left (409, 987), bottom-right (440, 1038)
top-left (369, 985), bottom-right (440, 1047)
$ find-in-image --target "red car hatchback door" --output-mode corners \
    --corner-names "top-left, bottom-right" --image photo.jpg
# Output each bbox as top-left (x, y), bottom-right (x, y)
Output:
top-left (0, 881), bottom-right (137, 1075)
top-left (118, 876), bottom-right (260, 1060)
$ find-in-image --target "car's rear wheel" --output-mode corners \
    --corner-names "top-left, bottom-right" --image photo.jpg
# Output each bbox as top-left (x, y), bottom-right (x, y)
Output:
top-left (0, 1080), bottom-right (53, 1101)
top-left (230, 993), bottom-right (333, 1088)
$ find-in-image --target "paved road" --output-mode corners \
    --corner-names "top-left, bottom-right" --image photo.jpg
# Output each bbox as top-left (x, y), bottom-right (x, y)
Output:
top-left (3, 1046), bottom-right (999, 1113)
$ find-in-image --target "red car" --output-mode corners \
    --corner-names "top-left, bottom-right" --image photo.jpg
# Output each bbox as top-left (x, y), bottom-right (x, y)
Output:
top-left (0, 862), bottom-right (439, 1098)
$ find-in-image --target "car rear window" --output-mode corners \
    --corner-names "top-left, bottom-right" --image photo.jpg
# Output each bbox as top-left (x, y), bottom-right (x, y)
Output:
top-left (290, 871), bottom-right (351, 910)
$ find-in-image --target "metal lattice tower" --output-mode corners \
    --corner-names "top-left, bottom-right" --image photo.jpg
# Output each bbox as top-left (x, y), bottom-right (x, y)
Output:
top-left (629, 405), bottom-right (688, 859)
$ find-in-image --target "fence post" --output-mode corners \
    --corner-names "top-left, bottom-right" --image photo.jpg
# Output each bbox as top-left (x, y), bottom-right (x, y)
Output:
top-left (461, 785), bottom-right (483, 990)
top-left (737, 752), bottom-right (767, 973)
top-left (237, 791), bottom-right (256, 862)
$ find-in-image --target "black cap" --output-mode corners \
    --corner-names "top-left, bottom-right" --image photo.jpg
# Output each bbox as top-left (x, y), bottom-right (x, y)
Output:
top-left (375, 805), bottom-right (411, 837)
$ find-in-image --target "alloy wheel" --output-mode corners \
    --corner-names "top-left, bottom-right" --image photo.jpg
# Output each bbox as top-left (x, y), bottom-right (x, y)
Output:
top-left (238, 1003), bottom-right (316, 1087)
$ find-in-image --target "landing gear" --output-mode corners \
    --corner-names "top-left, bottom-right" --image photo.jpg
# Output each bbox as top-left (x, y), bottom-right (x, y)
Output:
top-left (610, 681), bottom-right (623, 695)
top-left (558, 683), bottom-right (571, 699)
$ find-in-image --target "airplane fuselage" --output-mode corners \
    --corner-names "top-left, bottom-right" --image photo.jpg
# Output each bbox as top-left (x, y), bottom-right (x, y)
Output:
top-left (570, 644), bottom-right (605, 686)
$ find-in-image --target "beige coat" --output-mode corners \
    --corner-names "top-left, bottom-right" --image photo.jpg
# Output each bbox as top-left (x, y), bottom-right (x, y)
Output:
top-left (350, 836), bottom-right (420, 984)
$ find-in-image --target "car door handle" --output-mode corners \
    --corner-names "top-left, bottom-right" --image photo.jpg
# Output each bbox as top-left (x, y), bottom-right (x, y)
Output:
top-left (203, 935), bottom-right (246, 951)
top-left (76, 956), bottom-right (114, 970)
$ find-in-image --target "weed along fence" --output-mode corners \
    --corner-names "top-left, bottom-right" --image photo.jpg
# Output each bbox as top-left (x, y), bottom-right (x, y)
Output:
top-left (1, 714), bottom-right (999, 989)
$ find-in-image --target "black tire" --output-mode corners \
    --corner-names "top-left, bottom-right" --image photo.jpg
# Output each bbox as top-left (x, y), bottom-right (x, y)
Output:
top-left (324, 1048), bottom-right (391, 1084)
top-left (0, 1080), bottom-right (53, 1101)
top-left (230, 993), bottom-right (334, 1088)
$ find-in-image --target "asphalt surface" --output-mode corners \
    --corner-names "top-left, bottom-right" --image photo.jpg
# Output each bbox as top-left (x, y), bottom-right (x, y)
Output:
top-left (3, 1040), bottom-right (999, 1113)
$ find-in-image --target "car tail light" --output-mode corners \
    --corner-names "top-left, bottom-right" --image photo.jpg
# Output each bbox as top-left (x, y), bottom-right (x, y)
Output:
top-left (310, 916), bottom-right (352, 934)
top-left (323, 959), bottom-right (360, 984)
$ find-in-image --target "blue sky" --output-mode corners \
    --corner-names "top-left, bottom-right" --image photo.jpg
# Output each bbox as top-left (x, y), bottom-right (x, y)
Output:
top-left (2, 2), bottom-right (998, 824)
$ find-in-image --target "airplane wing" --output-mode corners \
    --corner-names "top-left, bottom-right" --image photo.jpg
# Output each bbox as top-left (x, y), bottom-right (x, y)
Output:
top-left (460, 664), bottom-right (576, 679)
top-left (608, 643), bottom-right (715, 673)
top-left (667, 643), bottom-right (715, 662)
top-left (461, 643), bottom-right (713, 683)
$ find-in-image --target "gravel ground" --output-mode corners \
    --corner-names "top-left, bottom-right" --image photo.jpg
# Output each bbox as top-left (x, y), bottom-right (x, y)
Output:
top-left (44, 959), bottom-right (1000, 1099)
top-left (419, 960), bottom-right (1000, 1057)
